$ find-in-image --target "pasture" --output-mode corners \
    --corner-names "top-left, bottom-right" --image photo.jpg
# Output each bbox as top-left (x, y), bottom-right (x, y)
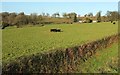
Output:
top-left (76, 42), bottom-right (118, 73)
top-left (2, 22), bottom-right (118, 63)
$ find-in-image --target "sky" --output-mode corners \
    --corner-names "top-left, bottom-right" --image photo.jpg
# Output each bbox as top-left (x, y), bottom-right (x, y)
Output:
top-left (2, 2), bottom-right (118, 16)
top-left (1, 0), bottom-right (119, 2)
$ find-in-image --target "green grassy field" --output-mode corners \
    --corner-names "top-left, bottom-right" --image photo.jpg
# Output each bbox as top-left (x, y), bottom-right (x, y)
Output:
top-left (0, 29), bottom-right (2, 67)
top-left (2, 22), bottom-right (118, 63)
top-left (76, 42), bottom-right (118, 73)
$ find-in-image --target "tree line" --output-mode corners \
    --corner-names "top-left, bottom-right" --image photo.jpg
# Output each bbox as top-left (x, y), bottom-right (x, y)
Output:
top-left (0, 11), bottom-right (119, 29)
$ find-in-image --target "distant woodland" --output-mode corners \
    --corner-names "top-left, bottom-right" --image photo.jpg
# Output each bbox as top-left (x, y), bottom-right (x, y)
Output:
top-left (0, 11), bottom-right (119, 29)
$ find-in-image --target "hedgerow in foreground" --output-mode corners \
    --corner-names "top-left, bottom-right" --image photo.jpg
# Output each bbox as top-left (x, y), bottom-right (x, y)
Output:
top-left (2, 34), bottom-right (119, 73)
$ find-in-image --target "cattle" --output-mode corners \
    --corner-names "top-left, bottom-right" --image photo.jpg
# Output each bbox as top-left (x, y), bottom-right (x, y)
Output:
top-left (50, 28), bottom-right (61, 32)
top-left (113, 22), bottom-right (116, 24)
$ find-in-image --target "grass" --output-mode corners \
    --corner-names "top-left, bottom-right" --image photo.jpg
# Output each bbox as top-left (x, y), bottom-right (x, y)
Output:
top-left (76, 42), bottom-right (118, 73)
top-left (2, 22), bottom-right (118, 63)
top-left (0, 29), bottom-right (2, 69)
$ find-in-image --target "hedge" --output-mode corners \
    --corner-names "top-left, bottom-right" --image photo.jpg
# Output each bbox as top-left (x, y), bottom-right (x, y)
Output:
top-left (2, 33), bottom-right (119, 74)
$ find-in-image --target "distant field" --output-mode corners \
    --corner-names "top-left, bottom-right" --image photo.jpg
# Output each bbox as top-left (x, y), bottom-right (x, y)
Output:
top-left (2, 22), bottom-right (118, 63)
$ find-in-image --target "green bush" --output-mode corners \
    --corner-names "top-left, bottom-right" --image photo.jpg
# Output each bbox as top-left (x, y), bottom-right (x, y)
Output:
top-left (85, 18), bottom-right (92, 23)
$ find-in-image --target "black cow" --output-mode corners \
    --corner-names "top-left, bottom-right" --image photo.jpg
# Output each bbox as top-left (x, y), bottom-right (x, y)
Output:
top-left (113, 22), bottom-right (116, 24)
top-left (50, 29), bottom-right (61, 32)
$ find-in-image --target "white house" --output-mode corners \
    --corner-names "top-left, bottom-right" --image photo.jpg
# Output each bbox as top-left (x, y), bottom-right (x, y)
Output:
top-left (79, 21), bottom-right (83, 23)
top-left (93, 20), bottom-right (97, 23)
